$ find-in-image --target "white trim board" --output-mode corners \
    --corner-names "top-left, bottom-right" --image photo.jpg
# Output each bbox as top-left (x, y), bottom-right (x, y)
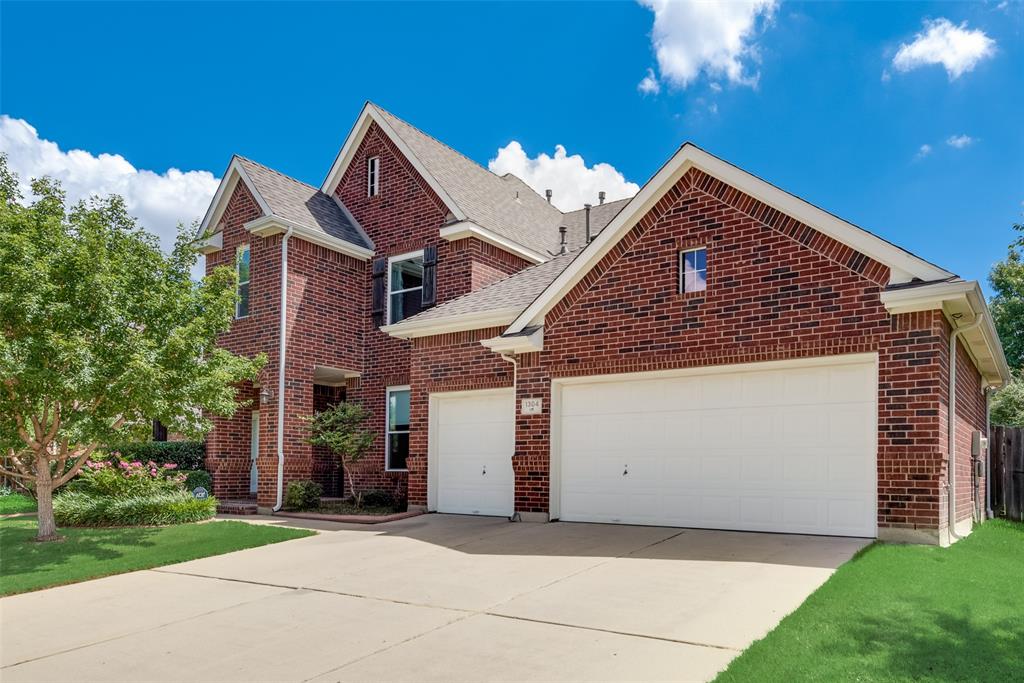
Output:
top-left (439, 221), bottom-right (548, 265)
top-left (506, 143), bottom-right (954, 336)
top-left (196, 157), bottom-right (273, 240)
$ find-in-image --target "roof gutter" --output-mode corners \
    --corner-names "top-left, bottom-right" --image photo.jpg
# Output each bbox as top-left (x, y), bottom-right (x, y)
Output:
top-left (273, 226), bottom-right (294, 513)
top-left (246, 216), bottom-right (374, 261)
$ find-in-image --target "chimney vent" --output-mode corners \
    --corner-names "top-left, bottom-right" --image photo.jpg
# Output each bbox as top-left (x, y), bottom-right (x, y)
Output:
top-left (545, 189), bottom-right (553, 204)
top-left (598, 191), bottom-right (606, 205)
top-left (558, 225), bottom-right (567, 255)
top-left (584, 204), bottom-right (593, 244)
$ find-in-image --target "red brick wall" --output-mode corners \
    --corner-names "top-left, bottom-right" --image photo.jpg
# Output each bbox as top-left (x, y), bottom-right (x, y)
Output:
top-left (941, 322), bottom-right (988, 529)
top-left (406, 327), bottom-right (514, 505)
top-left (407, 166), bottom-right (986, 537)
top-left (333, 122), bottom-right (529, 497)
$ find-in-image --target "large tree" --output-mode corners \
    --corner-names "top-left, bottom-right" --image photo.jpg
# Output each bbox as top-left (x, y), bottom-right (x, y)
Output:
top-left (0, 156), bottom-right (263, 540)
top-left (989, 222), bottom-right (1024, 426)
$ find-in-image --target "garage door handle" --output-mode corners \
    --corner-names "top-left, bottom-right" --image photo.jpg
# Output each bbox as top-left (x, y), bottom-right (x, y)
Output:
top-left (482, 465), bottom-right (487, 476)
top-left (623, 465), bottom-right (628, 476)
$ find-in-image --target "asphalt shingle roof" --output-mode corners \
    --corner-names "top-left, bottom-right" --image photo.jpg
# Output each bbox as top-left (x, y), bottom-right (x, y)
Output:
top-left (392, 250), bottom-right (580, 326)
top-left (372, 104), bottom-right (567, 256)
top-left (237, 156), bottom-right (372, 250)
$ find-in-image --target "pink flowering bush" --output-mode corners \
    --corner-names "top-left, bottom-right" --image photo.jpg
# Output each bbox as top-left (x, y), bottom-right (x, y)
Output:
top-left (72, 456), bottom-right (187, 498)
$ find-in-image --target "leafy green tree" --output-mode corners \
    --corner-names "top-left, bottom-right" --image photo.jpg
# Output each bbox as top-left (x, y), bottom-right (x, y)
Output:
top-left (989, 223), bottom-right (1024, 370)
top-left (0, 155), bottom-right (263, 541)
top-left (990, 371), bottom-right (1024, 427)
top-left (304, 402), bottom-right (375, 507)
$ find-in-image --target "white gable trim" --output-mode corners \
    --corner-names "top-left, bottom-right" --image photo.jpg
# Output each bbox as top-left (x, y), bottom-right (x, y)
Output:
top-left (320, 102), bottom-right (466, 222)
top-left (245, 216), bottom-right (373, 261)
top-left (505, 143), bottom-right (954, 335)
top-left (196, 157), bottom-right (272, 239)
top-left (439, 221), bottom-right (548, 265)
top-left (380, 307), bottom-right (522, 339)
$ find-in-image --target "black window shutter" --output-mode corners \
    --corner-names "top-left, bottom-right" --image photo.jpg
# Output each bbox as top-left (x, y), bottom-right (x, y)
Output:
top-left (421, 245), bottom-right (437, 308)
top-left (371, 257), bottom-right (387, 327)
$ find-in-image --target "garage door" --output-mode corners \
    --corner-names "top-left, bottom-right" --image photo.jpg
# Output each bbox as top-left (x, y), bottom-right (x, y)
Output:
top-left (556, 357), bottom-right (876, 537)
top-left (432, 389), bottom-right (514, 517)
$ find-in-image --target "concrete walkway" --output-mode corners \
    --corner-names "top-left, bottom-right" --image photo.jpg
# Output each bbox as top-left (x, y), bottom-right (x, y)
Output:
top-left (0, 514), bottom-right (868, 682)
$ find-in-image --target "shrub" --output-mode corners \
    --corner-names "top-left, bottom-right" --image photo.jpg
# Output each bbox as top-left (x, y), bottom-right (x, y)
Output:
top-left (361, 490), bottom-right (396, 508)
top-left (284, 480), bottom-right (322, 511)
top-left (182, 470), bottom-right (213, 493)
top-left (54, 490), bottom-right (217, 527)
top-left (101, 441), bottom-right (206, 471)
top-left (70, 460), bottom-right (185, 498)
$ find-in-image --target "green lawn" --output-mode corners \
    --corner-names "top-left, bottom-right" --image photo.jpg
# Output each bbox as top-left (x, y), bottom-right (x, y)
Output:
top-left (0, 494), bottom-right (37, 515)
top-left (716, 520), bottom-right (1024, 682)
top-left (0, 518), bottom-right (314, 596)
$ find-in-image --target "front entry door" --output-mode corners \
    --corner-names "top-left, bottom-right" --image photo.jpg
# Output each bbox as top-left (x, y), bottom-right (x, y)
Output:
top-left (250, 410), bottom-right (259, 495)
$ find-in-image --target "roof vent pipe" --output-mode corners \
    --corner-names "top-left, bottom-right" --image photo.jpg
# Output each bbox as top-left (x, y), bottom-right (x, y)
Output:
top-left (558, 225), bottom-right (567, 255)
top-left (598, 191), bottom-right (606, 205)
top-left (584, 204), bottom-right (592, 244)
top-left (545, 189), bottom-right (552, 204)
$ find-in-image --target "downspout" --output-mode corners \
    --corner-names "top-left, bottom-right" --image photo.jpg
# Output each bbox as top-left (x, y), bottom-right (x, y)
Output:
top-left (947, 312), bottom-right (985, 541)
top-left (985, 385), bottom-right (993, 520)
top-left (273, 227), bottom-right (294, 512)
top-left (500, 353), bottom-right (519, 522)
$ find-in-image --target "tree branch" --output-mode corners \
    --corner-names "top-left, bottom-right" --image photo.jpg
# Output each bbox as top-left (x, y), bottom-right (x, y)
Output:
top-left (0, 465), bottom-right (35, 482)
top-left (54, 444), bottom-right (98, 487)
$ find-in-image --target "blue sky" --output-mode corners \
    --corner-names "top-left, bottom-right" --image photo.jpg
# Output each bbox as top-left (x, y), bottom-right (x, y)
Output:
top-left (1, 1), bottom-right (1021, 292)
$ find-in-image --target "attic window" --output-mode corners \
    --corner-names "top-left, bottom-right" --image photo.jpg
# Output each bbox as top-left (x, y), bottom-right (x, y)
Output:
top-left (680, 247), bottom-right (707, 294)
top-left (367, 156), bottom-right (380, 197)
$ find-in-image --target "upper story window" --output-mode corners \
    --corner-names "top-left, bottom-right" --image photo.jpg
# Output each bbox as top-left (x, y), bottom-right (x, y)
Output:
top-left (388, 251), bottom-right (424, 323)
top-left (236, 244), bottom-right (251, 318)
top-left (680, 247), bottom-right (707, 294)
top-left (367, 156), bottom-right (380, 197)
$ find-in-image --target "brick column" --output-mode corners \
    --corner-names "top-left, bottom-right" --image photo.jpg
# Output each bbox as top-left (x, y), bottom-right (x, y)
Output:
top-left (514, 354), bottom-right (551, 520)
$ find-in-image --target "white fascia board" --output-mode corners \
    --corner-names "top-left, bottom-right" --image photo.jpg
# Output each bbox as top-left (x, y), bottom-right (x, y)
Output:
top-left (319, 103), bottom-right (466, 223)
top-left (439, 221), bottom-right (548, 265)
top-left (196, 158), bottom-right (273, 239)
top-left (196, 230), bottom-right (223, 254)
top-left (881, 280), bottom-right (1010, 386)
top-left (244, 216), bottom-right (374, 261)
top-left (380, 307), bottom-right (522, 340)
top-left (505, 143), bottom-right (953, 335)
top-left (480, 326), bottom-right (544, 355)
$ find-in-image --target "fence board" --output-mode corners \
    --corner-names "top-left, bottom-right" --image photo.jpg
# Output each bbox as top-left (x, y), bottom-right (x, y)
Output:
top-left (991, 426), bottom-right (1024, 522)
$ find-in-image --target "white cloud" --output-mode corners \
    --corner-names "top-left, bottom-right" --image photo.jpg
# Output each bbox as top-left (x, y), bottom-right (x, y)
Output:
top-left (946, 134), bottom-right (974, 148)
top-left (915, 144), bottom-right (933, 159)
top-left (0, 116), bottom-right (219, 258)
top-left (637, 68), bottom-right (661, 95)
top-left (488, 141), bottom-right (640, 212)
top-left (638, 0), bottom-right (778, 90)
top-left (891, 18), bottom-right (996, 80)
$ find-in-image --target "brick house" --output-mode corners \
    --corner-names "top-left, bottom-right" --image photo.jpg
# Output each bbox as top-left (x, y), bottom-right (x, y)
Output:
top-left (198, 102), bottom-right (1008, 545)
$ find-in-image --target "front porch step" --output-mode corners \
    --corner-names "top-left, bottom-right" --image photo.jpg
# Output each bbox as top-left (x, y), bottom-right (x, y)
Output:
top-left (217, 499), bottom-right (259, 515)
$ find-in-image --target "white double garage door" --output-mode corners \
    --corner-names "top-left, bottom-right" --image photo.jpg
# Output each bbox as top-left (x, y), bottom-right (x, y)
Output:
top-left (429, 354), bottom-right (878, 537)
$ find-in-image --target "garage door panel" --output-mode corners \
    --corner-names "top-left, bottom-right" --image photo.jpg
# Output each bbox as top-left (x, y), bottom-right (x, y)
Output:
top-left (434, 390), bottom-right (514, 517)
top-left (558, 359), bottom-right (877, 537)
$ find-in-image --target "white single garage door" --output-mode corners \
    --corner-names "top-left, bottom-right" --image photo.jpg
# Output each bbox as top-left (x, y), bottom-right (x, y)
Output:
top-left (556, 356), bottom-right (877, 537)
top-left (431, 389), bottom-right (515, 517)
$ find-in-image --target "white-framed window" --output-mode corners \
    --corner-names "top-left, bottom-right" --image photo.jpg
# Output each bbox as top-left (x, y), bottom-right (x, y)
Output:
top-left (388, 250), bottom-right (424, 324)
top-left (386, 385), bottom-right (410, 471)
top-left (367, 156), bottom-right (380, 197)
top-left (236, 244), bottom-right (251, 318)
top-left (679, 247), bottom-right (707, 294)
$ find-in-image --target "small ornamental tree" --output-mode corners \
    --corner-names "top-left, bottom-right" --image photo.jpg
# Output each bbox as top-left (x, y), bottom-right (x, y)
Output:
top-left (0, 156), bottom-right (263, 541)
top-left (304, 402), bottom-right (375, 507)
top-left (991, 370), bottom-right (1024, 427)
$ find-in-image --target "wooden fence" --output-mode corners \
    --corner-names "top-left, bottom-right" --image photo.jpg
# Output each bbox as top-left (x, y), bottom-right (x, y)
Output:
top-left (991, 426), bottom-right (1024, 522)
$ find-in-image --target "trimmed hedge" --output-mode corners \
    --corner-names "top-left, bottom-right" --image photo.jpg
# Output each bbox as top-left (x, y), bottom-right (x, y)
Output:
top-left (103, 441), bottom-right (206, 471)
top-left (54, 490), bottom-right (217, 527)
top-left (284, 480), bottom-right (322, 511)
top-left (182, 470), bottom-right (213, 493)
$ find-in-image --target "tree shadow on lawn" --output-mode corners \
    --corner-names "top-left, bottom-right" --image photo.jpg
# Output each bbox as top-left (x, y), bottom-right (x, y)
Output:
top-left (839, 606), bottom-right (1024, 681)
top-left (0, 523), bottom-right (162, 579)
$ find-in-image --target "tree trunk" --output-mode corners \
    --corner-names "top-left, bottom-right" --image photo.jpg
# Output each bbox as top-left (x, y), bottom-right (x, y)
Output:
top-left (35, 454), bottom-right (59, 541)
top-left (343, 461), bottom-right (361, 508)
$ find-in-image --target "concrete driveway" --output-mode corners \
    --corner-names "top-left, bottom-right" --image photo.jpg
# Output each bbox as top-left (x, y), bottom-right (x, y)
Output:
top-left (1, 514), bottom-right (868, 682)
